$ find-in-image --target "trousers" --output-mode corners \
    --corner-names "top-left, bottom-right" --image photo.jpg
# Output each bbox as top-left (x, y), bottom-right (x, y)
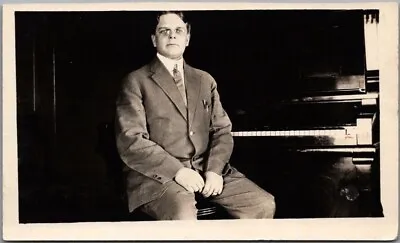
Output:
top-left (140, 169), bottom-right (276, 220)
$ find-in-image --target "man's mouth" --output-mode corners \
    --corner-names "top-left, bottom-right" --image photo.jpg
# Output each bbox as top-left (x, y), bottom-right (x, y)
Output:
top-left (167, 43), bottom-right (179, 47)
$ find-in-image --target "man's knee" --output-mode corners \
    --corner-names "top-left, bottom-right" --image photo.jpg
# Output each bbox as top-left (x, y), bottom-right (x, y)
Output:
top-left (249, 192), bottom-right (276, 219)
top-left (259, 194), bottom-right (276, 218)
top-left (169, 200), bottom-right (198, 220)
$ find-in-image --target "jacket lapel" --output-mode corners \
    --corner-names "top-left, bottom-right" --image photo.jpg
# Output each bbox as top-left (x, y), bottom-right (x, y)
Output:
top-left (184, 63), bottom-right (201, 127)
top-left (150, 58), bottom-right (188, 121)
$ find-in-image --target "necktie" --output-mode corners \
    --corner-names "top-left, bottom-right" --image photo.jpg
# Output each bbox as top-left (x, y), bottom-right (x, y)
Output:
top-left (173, 64), bottom-right (187, 106)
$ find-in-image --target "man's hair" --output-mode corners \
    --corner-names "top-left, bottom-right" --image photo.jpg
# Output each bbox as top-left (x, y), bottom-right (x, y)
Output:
top-left (154, 11), bottom-right (191, 34)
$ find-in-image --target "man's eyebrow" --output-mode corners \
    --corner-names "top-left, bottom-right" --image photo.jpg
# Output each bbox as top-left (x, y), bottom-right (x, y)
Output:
top-left (157, 26), bottom-right (186, 30)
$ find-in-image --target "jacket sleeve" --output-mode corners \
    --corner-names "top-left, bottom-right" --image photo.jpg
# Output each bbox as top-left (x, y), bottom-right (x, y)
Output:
top-left (115, 74), bottom-right (184, 184)
top-left (205, 75), bottom-right (234, 175)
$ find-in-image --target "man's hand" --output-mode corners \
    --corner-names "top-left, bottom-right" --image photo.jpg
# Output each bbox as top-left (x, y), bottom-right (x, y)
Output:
top-left (201, 171), bottom-right (223, 197)
top-left (174, 168), bottom-right (205, 193)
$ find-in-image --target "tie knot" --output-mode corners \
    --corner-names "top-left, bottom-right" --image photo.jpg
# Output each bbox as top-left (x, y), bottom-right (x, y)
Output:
top-left (173, 64), bottom-right (179, 72)
top-left (173, 64), bottom-right (182, 82)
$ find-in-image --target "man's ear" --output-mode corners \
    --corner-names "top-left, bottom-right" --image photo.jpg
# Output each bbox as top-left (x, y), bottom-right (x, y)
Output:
top-left (186, 34), bottom-right (191, 47)
top-left (151, 34), bottom-right (156, 47)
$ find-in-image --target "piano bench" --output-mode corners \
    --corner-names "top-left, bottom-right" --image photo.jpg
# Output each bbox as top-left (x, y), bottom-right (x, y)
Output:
top-left (195, 194), bottom-right (220, 219)
top-left (127, 195), bottom-right (221, 220)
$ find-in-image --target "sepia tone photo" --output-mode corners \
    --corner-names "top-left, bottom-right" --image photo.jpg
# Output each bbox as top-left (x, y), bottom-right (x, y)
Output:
top-left (3, 2), bottom-right (398, 241)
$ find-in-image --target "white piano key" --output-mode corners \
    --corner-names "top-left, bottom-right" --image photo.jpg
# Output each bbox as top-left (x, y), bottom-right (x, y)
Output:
top-left (294, 130), bottom-right (300, 136)
top-left (299, 130), bottom-right (305, 136)
top-left (261, 131), bottom-right (266, 136)
top-left (266, 131), bottom-right (271, 136)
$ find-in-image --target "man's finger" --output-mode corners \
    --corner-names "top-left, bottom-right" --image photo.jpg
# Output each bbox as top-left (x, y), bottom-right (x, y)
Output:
top-left (196, 181), bottom-right (204, 191)
top-left (202, 183), bottom-right (211, 197)
top-left (198, 178), bottom-right (205, 187)
top-left (192, 184), bottom-right (200, 192)
top-left (184, 184), bottom-right (194, 193)
top-left (202, 181), bottom-right (211, 193)
top-left (195, 176), bottom-right (204, 188)
top-left (205, 186), bottom-right (215, 198)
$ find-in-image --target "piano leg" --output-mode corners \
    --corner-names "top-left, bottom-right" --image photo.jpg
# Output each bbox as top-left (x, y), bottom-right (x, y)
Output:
top-left (232, 150), bottom-right (382, 218)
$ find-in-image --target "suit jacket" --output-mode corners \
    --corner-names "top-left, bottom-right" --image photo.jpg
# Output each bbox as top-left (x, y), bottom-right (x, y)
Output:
top-left (115, 57), bottom-right (234, 212)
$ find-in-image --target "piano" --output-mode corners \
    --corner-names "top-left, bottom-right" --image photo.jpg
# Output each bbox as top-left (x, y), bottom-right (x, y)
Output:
top-left (224, 10), bottom-right (382, 218)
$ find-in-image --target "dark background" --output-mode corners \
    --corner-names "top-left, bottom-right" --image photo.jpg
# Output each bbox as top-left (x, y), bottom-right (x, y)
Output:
top-left (15, 10), bottom-right (376, 223)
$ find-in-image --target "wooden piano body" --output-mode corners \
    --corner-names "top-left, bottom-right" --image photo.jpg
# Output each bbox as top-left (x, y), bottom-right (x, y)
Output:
top-left (225, 11), bottom-right (382, 218)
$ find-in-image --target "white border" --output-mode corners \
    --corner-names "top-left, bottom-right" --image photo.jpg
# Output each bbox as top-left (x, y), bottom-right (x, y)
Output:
top-left (3, 2), bottom-right (399, 240)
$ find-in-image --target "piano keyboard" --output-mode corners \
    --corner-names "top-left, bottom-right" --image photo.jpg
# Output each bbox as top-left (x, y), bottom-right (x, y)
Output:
top-left (231, 129), bottom-right (350, 137)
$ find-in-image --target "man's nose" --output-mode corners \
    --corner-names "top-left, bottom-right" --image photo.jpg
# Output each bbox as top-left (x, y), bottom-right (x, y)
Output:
top-left (168, 31), bottom-right (177, 39)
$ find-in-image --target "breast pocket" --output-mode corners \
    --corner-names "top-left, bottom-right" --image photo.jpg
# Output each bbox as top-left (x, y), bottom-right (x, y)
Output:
top-left (200, 96), bottom-right (212, 126)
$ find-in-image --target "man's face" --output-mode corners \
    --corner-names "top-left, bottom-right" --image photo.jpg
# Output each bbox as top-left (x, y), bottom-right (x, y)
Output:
top-left (151, 13), bottom-right (190, 60)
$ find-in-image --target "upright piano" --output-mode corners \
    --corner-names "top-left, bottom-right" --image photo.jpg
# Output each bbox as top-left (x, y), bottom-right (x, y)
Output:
top-left (225, 10), bottom-right (382, 218)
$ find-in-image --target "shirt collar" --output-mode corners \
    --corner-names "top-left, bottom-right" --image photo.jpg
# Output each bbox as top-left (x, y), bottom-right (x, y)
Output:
top-left (157, 53), bottom-right (184, 75)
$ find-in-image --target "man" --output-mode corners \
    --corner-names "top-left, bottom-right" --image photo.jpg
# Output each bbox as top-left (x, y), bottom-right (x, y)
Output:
top-left (115, 11), bottom-right (275, 220)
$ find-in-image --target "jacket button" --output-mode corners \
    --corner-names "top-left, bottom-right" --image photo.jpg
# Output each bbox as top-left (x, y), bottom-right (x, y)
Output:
top-left (189, 131), bottom-right (194, 136)
top-left (157, 176), bottom-right (162, 180)
top-left (152, 174), bottom-right (157, 178)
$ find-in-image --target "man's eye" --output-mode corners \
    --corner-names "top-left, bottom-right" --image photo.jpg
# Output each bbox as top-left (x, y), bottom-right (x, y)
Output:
top-left (159, 29), bottom-right (167, 34)
top-left (176, 28), bottom-right (185, 34)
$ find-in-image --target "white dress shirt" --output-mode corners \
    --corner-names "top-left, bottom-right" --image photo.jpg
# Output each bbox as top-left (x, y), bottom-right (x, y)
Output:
top-left (157, 53), bottom-right (185, 86)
